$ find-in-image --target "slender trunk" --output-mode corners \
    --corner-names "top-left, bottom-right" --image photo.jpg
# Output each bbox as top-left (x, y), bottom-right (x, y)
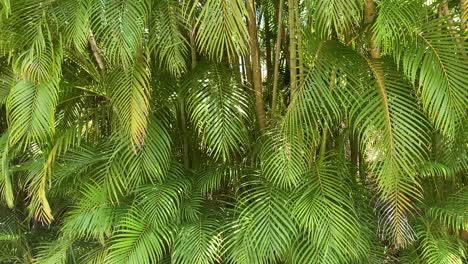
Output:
top-left (350, 133), bottom-right (358, 178)
top-left (190, 25), bottom-right (197, 70)
top-left (179, 24), bottom-right (198, 169)
top-left (271, 0), bottom-right (284, 116)
top-left (288, 0), bottom-right (297, 92)
top-left (358, 146), bottom-right (367, 181)
top-left (88, 30), bottom-right (105, 74)
top-left (265, 8), bottom-right (273, 86)
top-left (244, 55), bottom-right (253, 84)
top-left (296, 3), bottom-right (304, 86)
top-left (247, 0), bottom-right (267, 130)
top-left (462, 0), bottom-right (467, 34)
top-left (240, 56), bottom-right (247, 84)
top-left (364, 0), bottom-right (380, 59)
top-left (232, 56), bottom-right (242, 83)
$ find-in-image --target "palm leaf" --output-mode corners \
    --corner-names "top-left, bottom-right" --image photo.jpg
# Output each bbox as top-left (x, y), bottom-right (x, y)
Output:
top-left (185, 63), bottom-right (250, 161)
top-left (290, 153), bottom-right (369, 263)
top-left (194, 0), bottom-right (249, 61)
top-left (172, 213), bottom-right (223, 264)
top-left (106, 208), bottom-right (173, 264)
top-left (89, 0), bottom-right (148, 66)
top-left (311, 0), bottom-right (363, 38)
top-left (353, 59), bottom-right (430, 247)
top-left (227, 180), bottom-right (297, 262)
top-left (149, 0), bottom-right (189, 76)
top-left (108, 52), bottom-right (150, 149)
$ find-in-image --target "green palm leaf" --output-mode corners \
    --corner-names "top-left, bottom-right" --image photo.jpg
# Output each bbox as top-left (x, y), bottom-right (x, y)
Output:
top-left (291, 153), bottom-right (368, 263)
top-left (260, 130), bottom-right (310, 189)
top-left (106, 208), bottom-right (173, 264)
top-left (194, 0), bottom-right (249, 60)
top-left (7, 80), bottom-right (58, 146)
top-left (311, 0), bottom-right (363, 38)
top-left (185, 63), bottom-right (250, 161)
top-left (172, 214), bottom-right (223, 264)
top-left (149, 0), bottom-right (189, 76)
top-left (416, 220), bottom-right (466, 264)
top-left (108, 52), bottom-right (150, 149)
top-left (56, 0), bottom-right (91, 52)
top-left (227, 181), bottom-right (297, 262)
top-left (62, 183), bottom-right (124, 242)
top-left (89, 0), bottom-right (148, 66)
top-left (353, 59), bottom-right (430, 247)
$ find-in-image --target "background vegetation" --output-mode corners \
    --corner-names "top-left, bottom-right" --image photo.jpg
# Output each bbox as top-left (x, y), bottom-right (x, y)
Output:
top-left (0, 0), bottom-right (467, 263)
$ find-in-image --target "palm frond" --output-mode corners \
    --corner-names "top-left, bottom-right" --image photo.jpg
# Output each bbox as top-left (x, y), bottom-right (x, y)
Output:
top-left (194, 0), bottom-right (249, 61)
top-left (226, 180), bottom-right (297, 262)
top-left (185, 63), bottom-right (250, 161)
top-left (106, 208), bottom-right (173, 264)
top-left (260, 130), bottom-right (310, 189)
top-left (291, 153), bottom-right (369, 263)
top-left (149, 0), bottom-right (189, 76)
top-left (33, 238), bottom-right (74, 264)
top-left (353, 59), bottom-right (430, 247)
top-left (312, 0), bottom-right (363, 38)
top-left (56, 0), bottom-right (91, 52)
top-left (172, 213), bottom-right (223, 264)
top-left (416, 220), bottom-right (466, 264)
top-left (108, 51), bottom-right (150, 149)
top-left (62, 183), bottom-right (124, 242)
top-left (426, 187), bottom-right (468, 231)
top-left (89, 0), bottom-right (148, 66)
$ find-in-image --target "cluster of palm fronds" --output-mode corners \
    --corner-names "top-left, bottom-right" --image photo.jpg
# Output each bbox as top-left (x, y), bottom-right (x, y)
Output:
top-left (0, 0), bottom-right (466, 263)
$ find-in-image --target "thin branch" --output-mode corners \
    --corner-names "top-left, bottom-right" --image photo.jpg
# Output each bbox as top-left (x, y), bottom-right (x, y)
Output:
top-left (88, 30), bottom-right (105, 74)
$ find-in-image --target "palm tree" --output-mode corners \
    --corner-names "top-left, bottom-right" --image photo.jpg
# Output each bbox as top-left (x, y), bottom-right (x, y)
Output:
top-left (0, 0), bottom-right (466, 263)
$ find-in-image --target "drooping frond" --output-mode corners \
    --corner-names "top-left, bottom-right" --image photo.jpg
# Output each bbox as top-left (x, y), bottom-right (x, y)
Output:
top-left (290, 153), bottom-right (369, 263)
top-left (426, 187), bottom-right (468, 231)
top-left (0, 65), bottom-right (13, 104)
top-left (62, 183), bottom-right (122, 242)
top-left (56, 0), bottom-right (91, 52)
top-left (194, 0), bottom-right (249, 61)
top-left (106, 208), bottom-right (173, 264)
top-left (89, 0), bottom-right (148, 66)
top-left (136, 164), bottom-right (191, 226)
top-left (111, 119), bottom-right (172, 189)
top-left (108, 51), bottom-right (150, 149)
top-left (353, 59), bottom-right (430, 247)
top-left (416, 220), bottom-right (466, 264)
top-left (33, 238), bottom-right (74, 264)
top-left (260, 130), bottom-right (310, 189)
top-left (311, 0), bottom-right (363, 38)
top-left (185, 63), bottom-right (250, 161)
top-left (374, 7), bottom-right (468, 137)
top-left (150, 0), bottom-right (189, 76)
top-left (172, 213), bottom-right (223, 264)
top-left (283, 39), bottom-right (367, 135)
top-left (226, 181), bottom-right (297, 262)
top-left (373, 0), bottom-right (425, 55)
top-left (0, 132), bottom-right (12, 207)
top-left (7, 80), bottom-right (58, 147)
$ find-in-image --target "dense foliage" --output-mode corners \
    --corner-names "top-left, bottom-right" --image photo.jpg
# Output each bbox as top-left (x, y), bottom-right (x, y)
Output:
top-left (0, 0), bottom-right (467, 263)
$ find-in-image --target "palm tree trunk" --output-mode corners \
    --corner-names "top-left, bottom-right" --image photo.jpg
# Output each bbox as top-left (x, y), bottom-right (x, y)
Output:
top-left (88, 30), bottom-right (105, 74)
top-left (462, 0), bottom-right (467, 34)
top-left (288, 0), bottom-right (297, 93)
top-left (179, 24), bottom-right (198, 169)
top-left (247, 0), bottom-right (266, 130)
top-left (271, 0), bottom-right (284, 116)
top-left (264, 7), bottom-right (273, 87)
top-left (296, 3), bottom-right (304, 86)
top-left (364, 0), bottom-right (380, 59)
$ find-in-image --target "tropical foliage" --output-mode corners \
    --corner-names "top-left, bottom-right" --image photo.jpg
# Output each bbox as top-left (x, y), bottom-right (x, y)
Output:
top-left (0, 0), bottom-right (467, 263)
